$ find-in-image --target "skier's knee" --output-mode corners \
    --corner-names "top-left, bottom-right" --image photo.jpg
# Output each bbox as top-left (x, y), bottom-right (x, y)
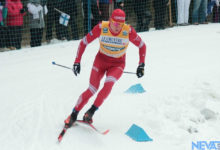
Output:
top-left (88, 83), bottom-right (98, 95)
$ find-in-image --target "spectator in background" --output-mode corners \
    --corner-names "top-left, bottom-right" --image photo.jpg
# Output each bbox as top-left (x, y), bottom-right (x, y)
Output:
top-left (66, 0), bottom-right (79, 40)
top-left (192, 0), bottom-right (208, 24)
top-left (171, 0), bottom-right (177, 24)
top-left (82, 0), bottom-right (100, 35)
top-left (55, 0), bottom-right (71, 41)
top-left (153, 0), bottom-right (169, 30)
top-left (177, 0), bottom-right (191, 25)
top-left (114, 0), bottom-right (124, 9)
top-left (133, 0), bottom-right (152, 32)
top-left (6, 0), bottom-right (26, 50)
top-left (27, 0), bottom-right (48, 47)
top-left (0, 0), bottom-right (7, 49)
top-left (46, 0), bottom-right (61, 43)
top-left (109, 0), bottom-right (114, 16)
top-left (49, 0), bottom-right (78, 41)
top-left (212, 0), bottom-right (220, 22)
top-left (99, 0), bottom-right (110, 21)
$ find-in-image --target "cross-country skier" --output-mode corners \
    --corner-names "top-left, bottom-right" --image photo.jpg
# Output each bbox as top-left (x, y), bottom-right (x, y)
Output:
top-left (64, 9), bottom-right (146, 128)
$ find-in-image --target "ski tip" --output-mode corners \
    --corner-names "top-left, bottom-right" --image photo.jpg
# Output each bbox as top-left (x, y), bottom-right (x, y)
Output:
top-left (58, 136), bottom-right (62, 143)
top-left (52, 61), bottom-right (56, 65)
top-left (103, 129), bottom-right (110, 135)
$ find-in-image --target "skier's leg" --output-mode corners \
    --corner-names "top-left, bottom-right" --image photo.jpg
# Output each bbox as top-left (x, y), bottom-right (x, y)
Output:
top-left (74, 59), bottom-right (105, 112)
top-left (65, 63), bottom-right (105, 127)
top-left (65, 55), bottom-right (105, 127)
top-left (83, 65), bottom-right (124, 123)
top-left (93, 65), bottom-right (124, 107)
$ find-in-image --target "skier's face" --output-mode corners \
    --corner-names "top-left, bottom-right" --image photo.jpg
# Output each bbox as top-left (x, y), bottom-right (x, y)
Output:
top-left (110, 19), bottom-right (124, 34)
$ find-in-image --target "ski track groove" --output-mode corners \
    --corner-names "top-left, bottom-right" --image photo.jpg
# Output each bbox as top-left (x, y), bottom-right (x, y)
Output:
top-left (29, 89), bottom-right (49, 150)
top-left (3, 89), bottom-right (48, 150)
top-left (1, 96), bottom-right (37, 150)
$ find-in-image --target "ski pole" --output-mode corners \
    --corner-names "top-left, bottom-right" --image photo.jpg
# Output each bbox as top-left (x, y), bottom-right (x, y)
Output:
top-left (52, 61), bottom-right (136, 74)
top-left (52, 61), bottom-right (72, 70)
top-left (123, 71), bottom-right (136, 74)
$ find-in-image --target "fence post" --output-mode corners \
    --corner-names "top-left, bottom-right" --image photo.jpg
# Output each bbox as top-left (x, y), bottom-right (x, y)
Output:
top-left (88, 0), bottom-right (91, 32)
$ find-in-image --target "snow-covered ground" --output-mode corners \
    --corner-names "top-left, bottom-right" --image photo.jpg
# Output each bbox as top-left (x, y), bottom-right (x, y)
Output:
top-left (0, 24), bottom-right (220, 150)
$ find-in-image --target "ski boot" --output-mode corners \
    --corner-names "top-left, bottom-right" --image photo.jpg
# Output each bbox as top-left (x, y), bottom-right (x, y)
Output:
top-left (64, 109), bottom-right (78, 128)
top-left (83, 105), bottom-right (98, 124)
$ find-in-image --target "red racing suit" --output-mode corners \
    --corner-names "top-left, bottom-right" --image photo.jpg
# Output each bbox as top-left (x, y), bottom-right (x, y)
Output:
top-left (74, 21), bottom-right (146, 111)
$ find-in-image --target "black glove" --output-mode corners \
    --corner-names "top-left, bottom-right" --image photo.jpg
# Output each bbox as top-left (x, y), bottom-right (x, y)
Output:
top-left (20, 6), bottom-right (28, 14)
top-left (20, 7), bottom-right (27, 14)
top-left (136, 63), bottom-right (145, 78)
top-left (73, 63), bottom-right (80, 76)
top-left (20, 8), bottom-right (25, 14)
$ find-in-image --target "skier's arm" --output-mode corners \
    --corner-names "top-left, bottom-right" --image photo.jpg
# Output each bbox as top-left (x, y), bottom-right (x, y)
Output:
top-left (74, 23), bottom-right (102, 63)
top-left (129, 26), bottom-right (146, 64)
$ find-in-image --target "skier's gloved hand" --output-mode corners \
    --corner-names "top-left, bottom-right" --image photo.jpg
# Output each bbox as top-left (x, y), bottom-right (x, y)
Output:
top-left (136, 63), bottom-right (145, 78)
top-left (73, 63), bottom-right (80, 76)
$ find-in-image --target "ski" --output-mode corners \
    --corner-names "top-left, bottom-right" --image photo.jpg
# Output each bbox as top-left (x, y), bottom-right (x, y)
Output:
top-left (76, 120), bottom-right (110, 135)
top-left (58, 126), bottom-right (68, 142)
top-left (58, 120), bottom-right (110, 142)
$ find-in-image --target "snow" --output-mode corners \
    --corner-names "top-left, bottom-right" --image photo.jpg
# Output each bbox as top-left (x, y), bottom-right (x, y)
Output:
top-left (0, 24), bottom-right (220, 150)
